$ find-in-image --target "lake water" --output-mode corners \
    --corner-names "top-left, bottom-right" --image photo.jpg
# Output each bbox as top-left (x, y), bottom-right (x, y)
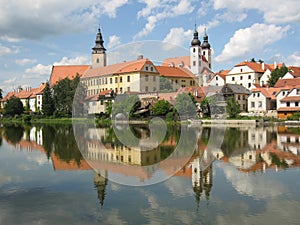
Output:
top-left (0, 123), bottom-right (299, 225)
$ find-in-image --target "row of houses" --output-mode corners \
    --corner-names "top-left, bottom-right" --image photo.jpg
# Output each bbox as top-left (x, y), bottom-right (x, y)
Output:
top-left (1, 26), bottom-right (300, 119)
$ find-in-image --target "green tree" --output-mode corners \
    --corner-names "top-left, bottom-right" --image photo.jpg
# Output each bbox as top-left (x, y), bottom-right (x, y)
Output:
top-left (0, 88), bottom-right (3, 100)
top-left (4, 96), bottom-right (24, 116)
top-left (268, 65), bottom-right (289, 87)
top-left (112, 94), bottom-right (141, 118)
top-left (226, 97), bottom-right (241, 118)
top-left (159, 76), bottom-right (173, 92)
top-left (42, 82), bottom-right (55, 116)
top-left (174, 93), bottom-right (197, 119)
top-left (200, 97), bottom-right (211, 117)
top-left (151, 100), bottom-right (171, 116)
top-left (53, 75), bottom-right (81, 117)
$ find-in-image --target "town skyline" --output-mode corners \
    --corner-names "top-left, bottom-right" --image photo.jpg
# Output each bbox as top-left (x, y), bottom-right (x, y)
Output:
top-left (0, 0), bottom-right (299, 94)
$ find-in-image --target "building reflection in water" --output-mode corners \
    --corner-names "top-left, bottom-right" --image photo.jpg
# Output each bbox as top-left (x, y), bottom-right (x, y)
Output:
top-left (2, 123), bottom-right (300, 208)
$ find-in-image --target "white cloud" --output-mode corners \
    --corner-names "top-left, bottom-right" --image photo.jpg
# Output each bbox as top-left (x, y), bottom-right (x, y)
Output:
top-left (0, 0), bottom-right (129, 41)
top-left (163, 27), bottom-right (193, 48)
top-left (53, 56), bottom-right (89, 66)
top-left (215, 23), bottom-right (290, 63)
top-left (107, 35), bottom-right (121, 49)
top-left (286, 52), bottom-right (300, 66)
top-left (212, 0), bottom-right (300, 24)
top-left (0, 44), bottom-right (12, 56)
top-left (23, 56), bottom-right (89, 79)
top-left (15, 58), bottom-right (37, 66)
top-left (135, 0), bottom-right (195, 39)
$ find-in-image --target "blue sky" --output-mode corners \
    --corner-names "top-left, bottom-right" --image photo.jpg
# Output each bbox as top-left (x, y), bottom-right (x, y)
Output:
top-left (0, 0), bottom-right (299, 93)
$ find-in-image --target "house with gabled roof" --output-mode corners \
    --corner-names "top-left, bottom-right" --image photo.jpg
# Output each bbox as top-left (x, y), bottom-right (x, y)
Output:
top-left (49, 65), bottom-right (89, 87)
top-left (282, 66), bottom-right (300, 79)
top-left (247, 87), bottom-right (280, 115)
top-left (277, 86), bottom-right (300, 119)
top-left (1, 83), bottom-right (46, 112)
top-left (221, 84), bottom-right (250, 112)
top-left (208, 70), bottom-right (230, 86)
top-left (225, 61), bottom-right (281, 90)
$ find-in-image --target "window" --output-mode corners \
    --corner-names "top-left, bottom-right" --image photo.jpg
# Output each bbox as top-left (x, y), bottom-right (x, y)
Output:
top-left (153, 87), bottom-right (156, 92)
top-left (110, 78), bottom-right (112, 84)
top-left (151, 67), bottom-right (153, 71)
top-left (240, 76), bottom-right (243, 80)
top-left (127, 76), bottom-right (130, 82)
top-left (115, 88), bottom-right (118, 93)
top-left (100, 100), bottom-right (104, 105)
top-left (248, 75), bottom-right (251, 79)
top-left (240, 68), bottom-right (243, 72)
top-left (181, 80), bottom-right (186, 82)
top-left (120, 87), bottom-right (123, 93)
top-left (193, 48), bottom-right (196, 53)
top-left (248, 83), bottom-right (251, 88)
top-left (297, 89), bottom-right (300, 95)
top-left (257, 93), bottom-right (260, 97)
top-left (216, 76), bottom-right (218, 80)
top-left (193, 61), bottom-right (196, 66)
top-left (145, 75), bottom-right (149, 81)
top-left (251, 102), bottom-right (255, 108)
top-left (145, 86), bottom-right (148, 92)
top-left (232, 77), bottom-right (235, 81)
top-left (175, 80), bottom-right (178, 83)
top-left (120, 77), bottom-right (122, 83)
top-left (238, 95), bottom-right (241, 100)
top-left (96, 58), bottom-right (99, 63)
top-left (115, 77), bottom-right (118, 83)
top-left (203, 51), bottom-right (205, 55)
top-left (127, 87), bottom-right (130, 92)
top-left (258, 101), bottom-right (262, 108)
top-left (190, 81), bottom-right (193, 86)
top-left (287, 102), bottom-right (290, 107)
top-left (296, 102), bottom-right (299, 107)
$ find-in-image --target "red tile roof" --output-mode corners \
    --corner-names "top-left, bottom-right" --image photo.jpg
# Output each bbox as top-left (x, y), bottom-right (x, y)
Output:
top-left (280, 96), bottom-right (300, 102)
top-left (156, 66), bottom-right (195, 78)
top-left (161, 56), bottom-right (190, 67)
top-left (214, 70), bottom-right (230, 80)
top-left (2, 83), bottom-right (46, 102)
top-left (288, 66), bottom-right (300, 77)
top-left (235, 61), bottom-right (266, 73)
top-left (274, 78), bottom-right (300, 88)
top-left (50, 65), bottom-right (89, 87)
top-left (278, 107), bottom-right (300, 112)
top-left (82, 59), bottom-right (156, 78)
top-left (177, 86), bottom-right (205, 102)
top-left (251, 87), bottom-right (281, 100)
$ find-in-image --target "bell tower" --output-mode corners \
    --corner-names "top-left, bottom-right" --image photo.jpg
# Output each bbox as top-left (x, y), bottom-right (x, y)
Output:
top-left (201, 28), bottom-right (212, 69)
top-left (190, 24), bottom-right (203, 85)
top-left (92, 25), bottom-right (107, 68)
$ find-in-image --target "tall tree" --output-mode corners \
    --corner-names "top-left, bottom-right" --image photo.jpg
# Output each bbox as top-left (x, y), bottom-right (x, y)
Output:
top-left (226, 97), bottom-right (240, 118)
top-left (151, 100), bottom-right (171, 116)
top-left (174, 93), bottom-right (197, 119)
top-left (42, 82), bottom-right (55, 116)
top-left (268, 65), bottom-right (289, 87)
top-left (4, 96), bottom-right (24, 116)
top-left (53, 75), bottom-right (81, 117)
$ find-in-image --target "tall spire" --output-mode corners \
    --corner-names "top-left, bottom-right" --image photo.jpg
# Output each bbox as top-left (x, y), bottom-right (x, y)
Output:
top-left (191, 23), bottom-right (201, 46)
top-left (92, 25), bottom-right (106, 54)
top-left (202, 27), bottom-right (210, 49)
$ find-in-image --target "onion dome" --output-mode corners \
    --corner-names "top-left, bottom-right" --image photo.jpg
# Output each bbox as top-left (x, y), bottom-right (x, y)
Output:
top-left (191, 26), bottom-right (201, 46)
top-left (202, 28), bottom-right (211, 49)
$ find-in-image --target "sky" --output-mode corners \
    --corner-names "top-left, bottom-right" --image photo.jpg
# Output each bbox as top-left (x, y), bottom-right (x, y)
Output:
top-left (0, 0), bottom-right (299, 94)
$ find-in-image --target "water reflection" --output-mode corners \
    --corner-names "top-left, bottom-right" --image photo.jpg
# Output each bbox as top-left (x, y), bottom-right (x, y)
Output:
top-left (0, 123), bottom-right (300, 224)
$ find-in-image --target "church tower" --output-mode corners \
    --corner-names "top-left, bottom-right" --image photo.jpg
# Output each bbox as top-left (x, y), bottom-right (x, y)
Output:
top-left (190, 25), bottom-right (203, 85)
top-left (201, 28), bottom-right (212, 69)
top-left (92, 26), bottom-right (107, 68)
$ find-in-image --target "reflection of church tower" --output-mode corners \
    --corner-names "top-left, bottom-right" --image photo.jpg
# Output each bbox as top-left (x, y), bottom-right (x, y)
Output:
top-left (201, 28), bottom-right (211, 69)
top-left (94, 170), bottom-right (108, 206)
top-left (92, 26), bottom-right (107, 68)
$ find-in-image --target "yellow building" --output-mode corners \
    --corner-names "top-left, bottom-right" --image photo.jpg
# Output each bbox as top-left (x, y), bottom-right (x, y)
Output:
top-left (82, 57), bottom-right (160, 96)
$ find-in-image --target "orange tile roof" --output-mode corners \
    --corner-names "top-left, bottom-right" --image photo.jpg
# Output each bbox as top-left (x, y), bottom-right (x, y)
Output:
top-left (281, 96), bottom-right (300, 102)
top-left (157, 92), bottom-right (177, 105)
top-left (82, 58), bottom-right (156, 78)
top-left (50, 65), bottom-right (89, 87)
top-left (156, 66), bottom-right (195, 78)
top-left (51, 152), bottom-right (92, 171)
top-left (177, 86), bottom-right (205, 102)
top-left (214, 70), bottom-right (230, 80)
top-left (274, 78), bottom-right (300, 88)
top-left (278, 107), bottom-right (300, 112)
top-left (235, 61), bottom-right (271, 73)
top-left (2, 83), bottom-right (46, 102)
top-left (251, 87), bottom-right (281, 100)
top-left (288, 66), bottom-right (300, 77)
top-left (161, 56), bottom-right (190, 67)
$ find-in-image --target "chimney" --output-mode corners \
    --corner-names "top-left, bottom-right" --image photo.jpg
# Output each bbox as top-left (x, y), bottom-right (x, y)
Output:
top-left (274, 61), bottom-right (277, 69)
top-left (261, 62), bottom-right (265, 71)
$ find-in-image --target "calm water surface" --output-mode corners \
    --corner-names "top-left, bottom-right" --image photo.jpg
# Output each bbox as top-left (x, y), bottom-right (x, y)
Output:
top-left (0, 123), bottom-right (299, 225)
